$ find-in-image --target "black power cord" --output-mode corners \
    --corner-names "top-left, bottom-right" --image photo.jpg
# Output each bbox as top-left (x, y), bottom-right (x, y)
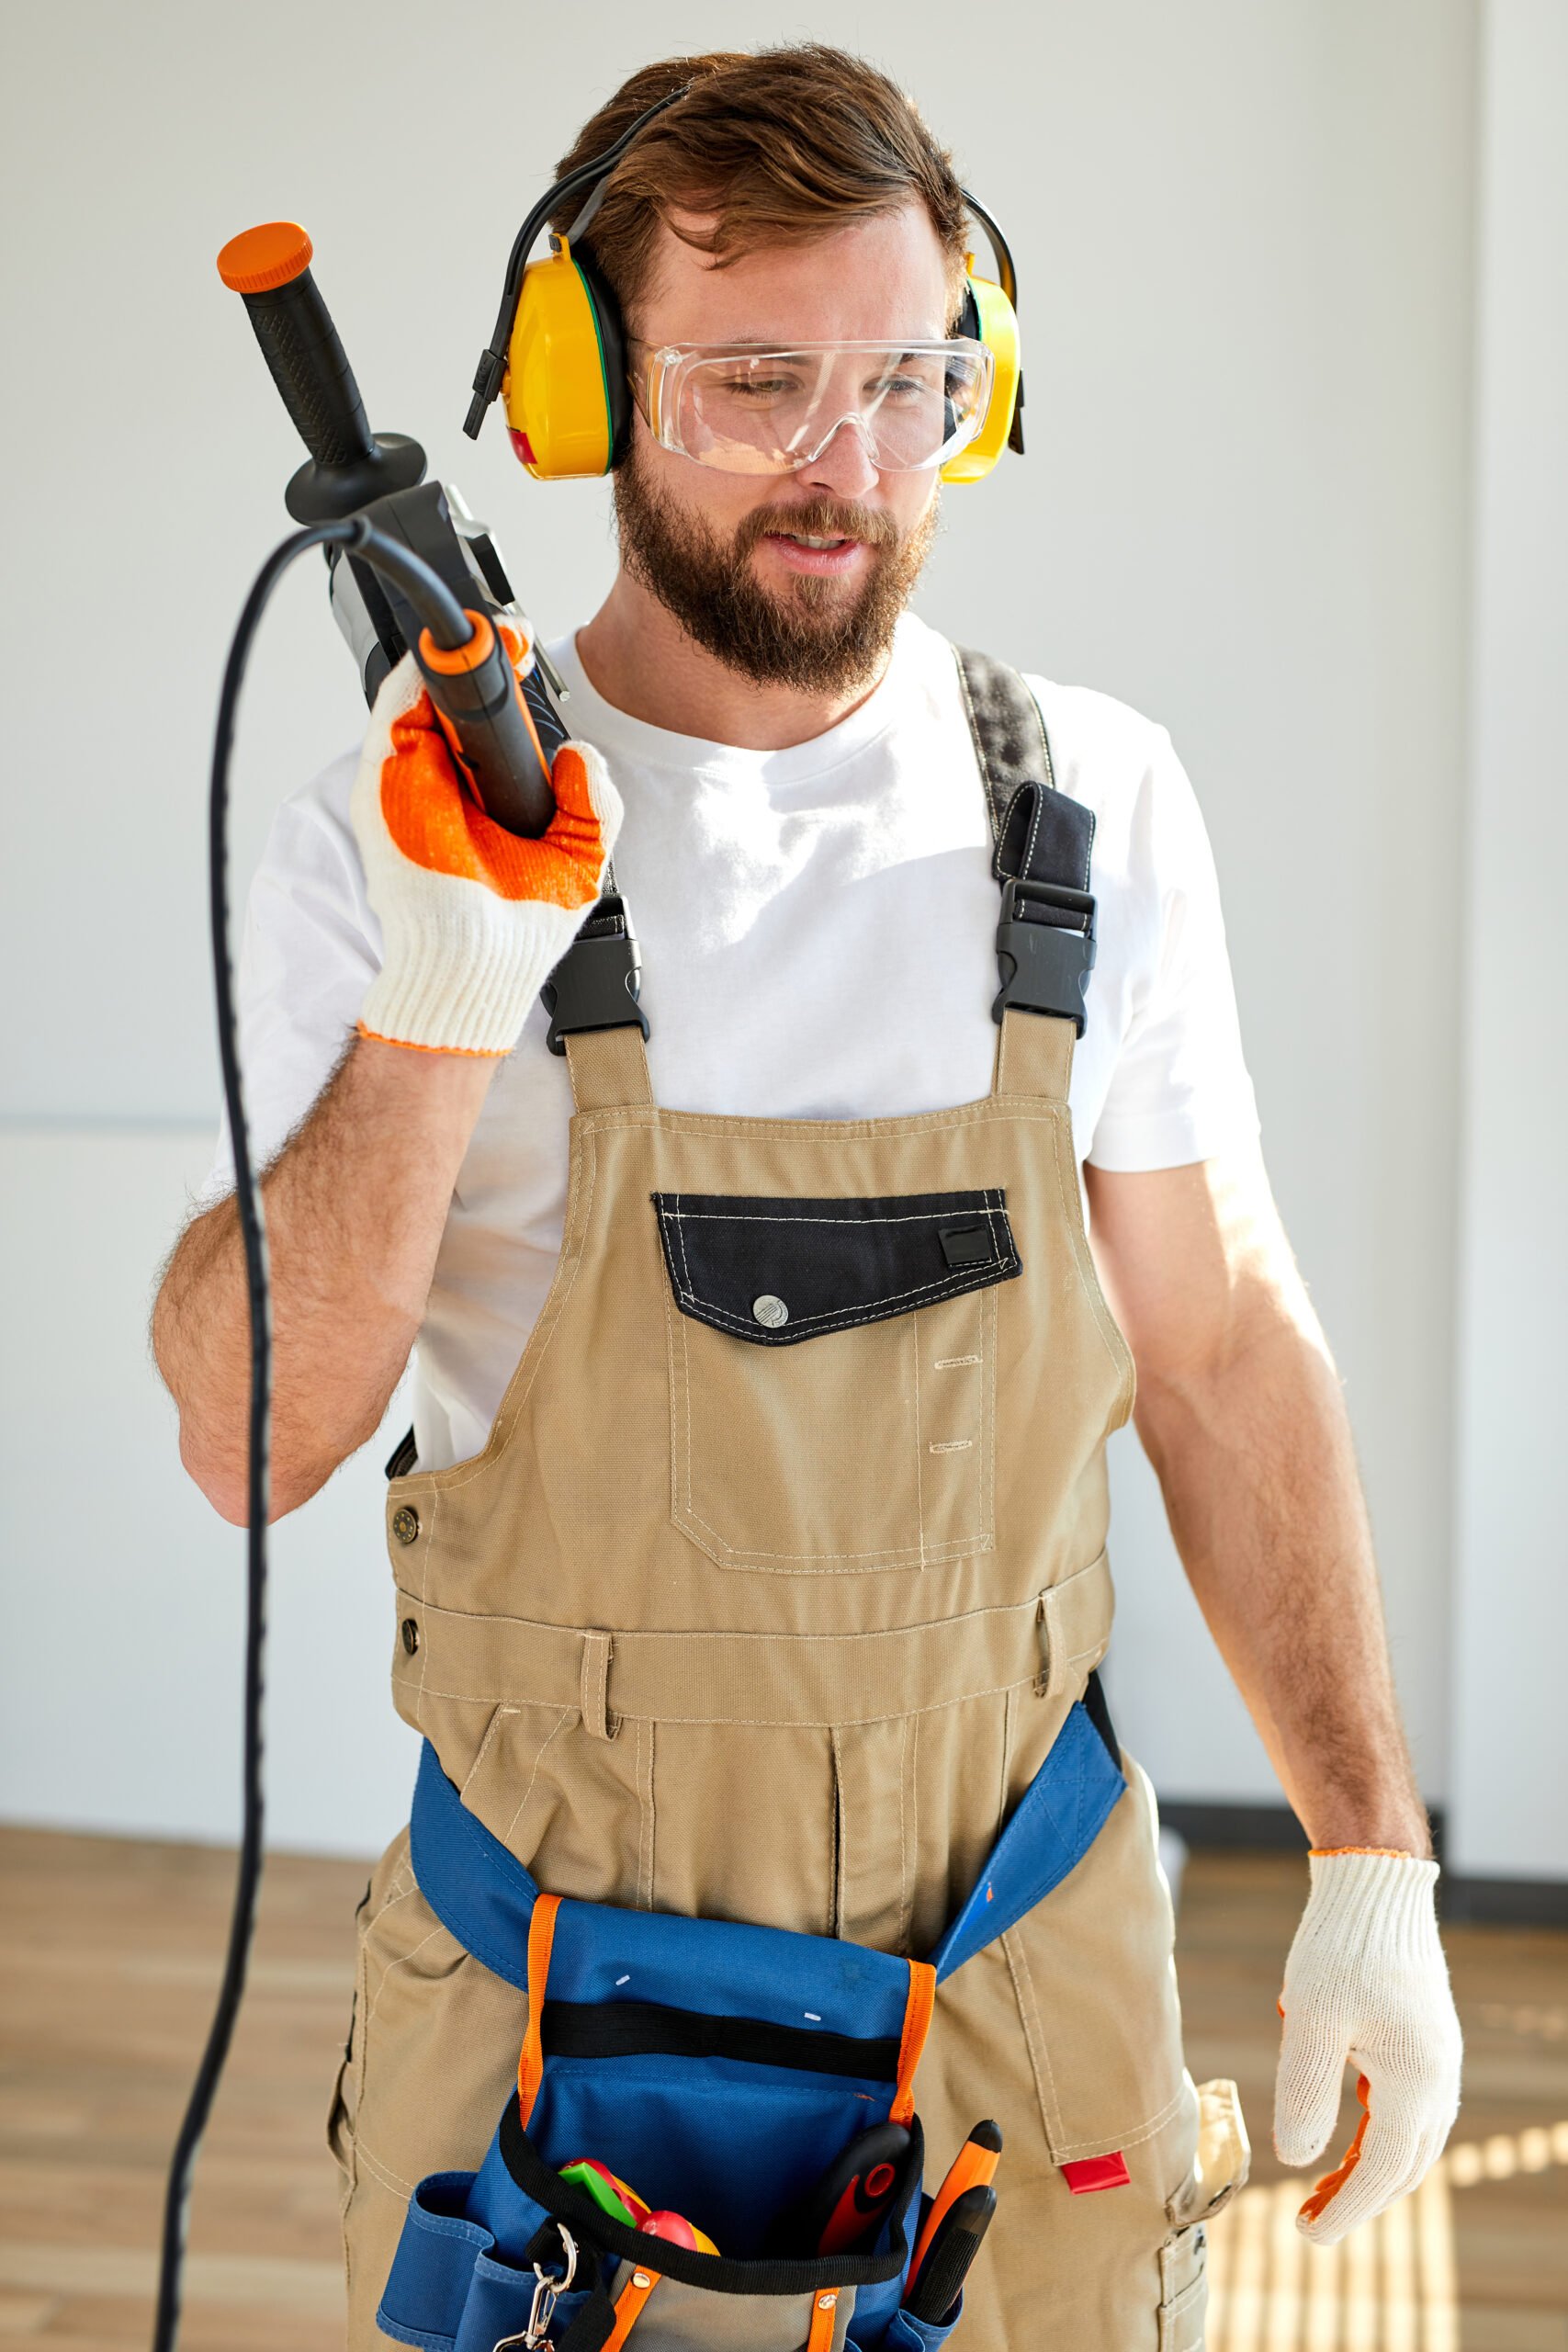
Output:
top-left (152, 515), bottom-right (468, 2352)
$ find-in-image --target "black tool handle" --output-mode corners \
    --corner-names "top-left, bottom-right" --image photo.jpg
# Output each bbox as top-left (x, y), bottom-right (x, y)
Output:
top-left (412, 613), bottom-right (558, 839)
top-left (239, 267), bottom-right (373, 470)
top-left (220, 233), bottom-right (553, 832)
top-left (344, 529), bottom-right (556, 840)
top-left (904, 2184), bottom-right (996, 2325)
top-left (220, 225), bottom-right (426, 521)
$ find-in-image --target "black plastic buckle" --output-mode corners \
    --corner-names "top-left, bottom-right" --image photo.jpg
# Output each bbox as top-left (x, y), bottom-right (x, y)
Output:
top-left (542, 896), bottom-right (651, 1056)
top-left (992, 876), bottom-right (1097, 1035)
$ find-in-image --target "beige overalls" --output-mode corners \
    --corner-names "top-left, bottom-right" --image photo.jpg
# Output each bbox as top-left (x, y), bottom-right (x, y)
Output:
top-left (329, 651), bottom-right (1247, 2348)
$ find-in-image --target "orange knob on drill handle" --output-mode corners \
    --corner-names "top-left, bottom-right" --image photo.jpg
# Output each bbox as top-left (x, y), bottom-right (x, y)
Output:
top-left (413, 608), bottom-right (557, 839)
top-left (906, 2120), bottom-right (1002, 2291)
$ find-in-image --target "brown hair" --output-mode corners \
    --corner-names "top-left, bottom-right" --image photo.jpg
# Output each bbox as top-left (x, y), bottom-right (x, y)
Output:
top-left (551, 47), bottom-right (970, 331)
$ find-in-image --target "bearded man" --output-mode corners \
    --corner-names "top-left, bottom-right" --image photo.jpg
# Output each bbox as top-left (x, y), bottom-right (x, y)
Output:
top-left (154, 43), bottom-right (1461, 2350)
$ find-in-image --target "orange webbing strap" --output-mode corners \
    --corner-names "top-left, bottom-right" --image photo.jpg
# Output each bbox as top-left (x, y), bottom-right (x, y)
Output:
top-left (806, 2285), bottom-right (842, 2351)
top-left (889, 1959), bottom-right (937, 2127)
top-left (604, 2262), bottom-right (662, 2346)
top-left (515, 1892), bottom-right (562, 2129)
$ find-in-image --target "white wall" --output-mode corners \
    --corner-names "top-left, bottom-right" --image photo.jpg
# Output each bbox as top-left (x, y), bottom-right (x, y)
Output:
top-left (3, 0), bottom-right (1529, 1862)
top-left (1449, 1), bottom-right (1568, 1883)
top-left (0, 1129), bottom-right (418, 1856)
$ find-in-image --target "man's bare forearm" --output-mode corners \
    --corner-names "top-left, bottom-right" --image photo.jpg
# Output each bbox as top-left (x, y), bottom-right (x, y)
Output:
top-left (152, 1035), bottom-right (496, 1522)
top-left (1134, 1294), bottom-right (1429, 1855)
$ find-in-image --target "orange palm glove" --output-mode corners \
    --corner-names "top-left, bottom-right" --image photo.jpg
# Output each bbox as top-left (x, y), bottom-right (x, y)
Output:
top-left (1274, 1849), bottom-right (1461, 2244)
top-left (350, 632), bottom-right (621, 1055)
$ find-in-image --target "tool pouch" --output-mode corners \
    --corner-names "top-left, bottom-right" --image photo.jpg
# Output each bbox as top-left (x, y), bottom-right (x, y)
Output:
top-left (377, 1695), bottom-right (1126, 2349)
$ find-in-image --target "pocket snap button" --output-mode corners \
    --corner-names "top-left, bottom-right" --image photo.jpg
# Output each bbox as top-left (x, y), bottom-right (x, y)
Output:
top-left (752, 1294), bottom-right (789, 1329)
top-left (391, 1506), bottom-right (421, 1545)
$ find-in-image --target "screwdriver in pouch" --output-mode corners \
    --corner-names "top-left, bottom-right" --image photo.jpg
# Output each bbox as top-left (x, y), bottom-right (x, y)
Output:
top-left (906, 2117), bottom-right (1002, 2290)
top-left (901, 2183), bottom-right (997, 2326)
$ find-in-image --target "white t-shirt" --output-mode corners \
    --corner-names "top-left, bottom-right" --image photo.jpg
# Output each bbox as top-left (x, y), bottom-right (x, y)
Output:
top-left (213, 611), bottom-right (1258, 1471)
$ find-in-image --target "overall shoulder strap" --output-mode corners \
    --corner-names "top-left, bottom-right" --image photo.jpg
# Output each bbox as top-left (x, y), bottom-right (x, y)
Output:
top-left (953, 646), bottom-right (1098, 1102)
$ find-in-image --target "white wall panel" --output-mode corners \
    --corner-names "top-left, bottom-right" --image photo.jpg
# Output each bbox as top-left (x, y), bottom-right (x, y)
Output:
top-left (0, 0), bottom-right (1500, 1851)
top-left (1449, 0), bottom-right (1568, 1882)
top-left (0, 1130), bottom-right (417, 1857)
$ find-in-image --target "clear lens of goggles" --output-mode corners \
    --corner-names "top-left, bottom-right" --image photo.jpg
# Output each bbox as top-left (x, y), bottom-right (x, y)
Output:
top-left (642, 339), bottom-right (995, 476)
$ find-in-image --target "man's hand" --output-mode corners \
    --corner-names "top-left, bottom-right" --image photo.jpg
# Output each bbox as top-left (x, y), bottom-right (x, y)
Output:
top-left (1275, 1849), bottom-right (1461, 2242)
top-left (154, 626), bottom-right (623, 1522)
top-left (353, 628), bottom-right (621, 1055)
top-left (1085, 1148), bottom-right (1458, 2239)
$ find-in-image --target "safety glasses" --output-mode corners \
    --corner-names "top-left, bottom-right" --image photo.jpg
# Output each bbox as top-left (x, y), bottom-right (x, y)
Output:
top-left (633, 338), bottom-right (996, 476)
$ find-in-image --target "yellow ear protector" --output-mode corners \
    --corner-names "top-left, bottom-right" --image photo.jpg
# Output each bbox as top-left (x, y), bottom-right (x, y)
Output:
top-left (941, 189), bottom-right (1024, 485)
top-left (463, 90), bottom-right (1024, 487)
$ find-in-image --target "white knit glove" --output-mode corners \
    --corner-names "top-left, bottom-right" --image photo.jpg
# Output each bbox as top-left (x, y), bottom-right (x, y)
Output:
top-left (350, 636), bottom-right (621, 1056)
top-left (1274, 1849), bottom-right (1462, 2244)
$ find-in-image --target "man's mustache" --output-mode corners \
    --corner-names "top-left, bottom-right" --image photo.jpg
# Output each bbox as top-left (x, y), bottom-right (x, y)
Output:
top-left (737, 498), bottom-right (900, 553)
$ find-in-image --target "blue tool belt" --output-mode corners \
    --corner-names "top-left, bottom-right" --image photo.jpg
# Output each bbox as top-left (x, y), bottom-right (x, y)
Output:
top-left (378, 1693), bottom-right (1124, 2350)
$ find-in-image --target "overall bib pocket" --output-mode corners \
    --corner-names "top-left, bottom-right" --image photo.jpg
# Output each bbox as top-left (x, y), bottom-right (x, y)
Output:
top-left (654, 1190), bottom-right (1021, 1572)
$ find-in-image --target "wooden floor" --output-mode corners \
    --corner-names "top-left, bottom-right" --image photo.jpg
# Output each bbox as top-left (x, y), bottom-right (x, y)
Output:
top-left (1, 1830), bottom-right (1563, 2348)
top-left (1177, 1855), bottom-right (1568, 2351)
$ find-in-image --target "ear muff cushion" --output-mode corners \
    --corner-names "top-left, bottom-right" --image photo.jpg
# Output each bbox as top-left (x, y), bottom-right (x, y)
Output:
top-left (572, 246), bottom-right (631, 468)
top-left (945, 288), bottom-right (982, 447)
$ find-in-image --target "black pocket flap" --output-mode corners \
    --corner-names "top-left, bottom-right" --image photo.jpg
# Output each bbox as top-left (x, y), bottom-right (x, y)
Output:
top-left (651, 1189), bottom-right (1021, 1345)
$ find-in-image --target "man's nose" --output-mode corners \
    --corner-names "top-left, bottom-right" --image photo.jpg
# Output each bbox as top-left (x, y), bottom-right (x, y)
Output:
top-left (795, 415), bottom-right (882, 502)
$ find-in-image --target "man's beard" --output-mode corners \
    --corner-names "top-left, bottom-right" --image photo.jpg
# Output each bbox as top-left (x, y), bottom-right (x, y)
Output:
top-left (612, 442), bottom-right (939, 695)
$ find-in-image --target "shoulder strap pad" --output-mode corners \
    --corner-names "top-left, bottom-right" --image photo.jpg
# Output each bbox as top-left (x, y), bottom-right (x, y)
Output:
top-left (953, 646), bottom-right (1098, 1034)
top-left (953, 645), bottom-right (1094, 892)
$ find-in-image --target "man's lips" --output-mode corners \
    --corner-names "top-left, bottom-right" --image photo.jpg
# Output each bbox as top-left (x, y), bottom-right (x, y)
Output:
top-left (759, 528), bottom-right (872, 577)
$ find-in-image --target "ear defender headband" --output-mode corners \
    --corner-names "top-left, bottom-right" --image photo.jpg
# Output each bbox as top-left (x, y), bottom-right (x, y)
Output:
top-left (463, 88), bottom-right (1024, 487)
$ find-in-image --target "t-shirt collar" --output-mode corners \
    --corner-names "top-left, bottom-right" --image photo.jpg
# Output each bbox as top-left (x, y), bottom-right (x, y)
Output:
top-left (542, 612), bottom-right (922, 787)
